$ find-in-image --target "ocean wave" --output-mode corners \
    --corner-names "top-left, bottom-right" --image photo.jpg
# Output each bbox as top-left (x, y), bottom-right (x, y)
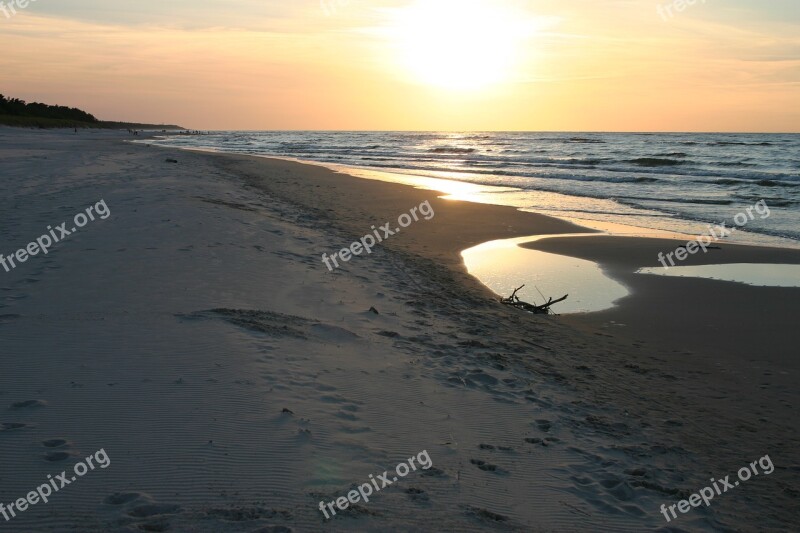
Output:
top-left (709, 178), bottom-right (745, 186)
top-left (755, 179), bottom-right (800, 187)
top-left (334, 160), bottom-right (666, 186)
top-left (617, 196), bottom-right (734, 206)
top-left (717, 161), bottom-right (757, 168)
top-left (706, 177), bottom-right (800, 188)
top-left (567, 137), bottom-right (605, 144)
top-left (732, 195), bottom-right (796, 207)
top-left (762, 199), bottom-right (795, 207)
top-left (559, 158), bottom-right (609, 166)
top-left (427, 146), bottom-right (477, 154)
top-left (629, 158), bottom-right (685, 167)
top-left (709, 141), bottom-right (773, 146)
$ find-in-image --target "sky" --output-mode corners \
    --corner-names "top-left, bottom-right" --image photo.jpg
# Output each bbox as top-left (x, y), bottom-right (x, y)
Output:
top-left (0, 0), bottom-right (798, 131)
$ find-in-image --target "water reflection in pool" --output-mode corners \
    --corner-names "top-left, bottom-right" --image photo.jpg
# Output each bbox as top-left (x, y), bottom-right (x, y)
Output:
top-left (637, 263), bottom-right (800, 288)
top-left (462, 235), bottom-right (629, 314)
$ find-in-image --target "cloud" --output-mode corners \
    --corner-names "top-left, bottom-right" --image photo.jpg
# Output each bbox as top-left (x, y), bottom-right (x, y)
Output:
top-left (0, 0), bottom-right (797, 130)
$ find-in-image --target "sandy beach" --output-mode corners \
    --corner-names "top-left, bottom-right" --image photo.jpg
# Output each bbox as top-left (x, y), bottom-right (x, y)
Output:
top-left (0, 128), bottom-right (796, 532)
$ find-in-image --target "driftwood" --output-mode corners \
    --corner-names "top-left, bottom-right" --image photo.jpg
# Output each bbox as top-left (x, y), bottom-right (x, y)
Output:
top-left (501, 285), bottom-right (568, 315)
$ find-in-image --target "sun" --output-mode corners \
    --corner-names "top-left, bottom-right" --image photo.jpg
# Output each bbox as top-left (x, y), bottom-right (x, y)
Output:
top-left (389, 0), bottom-right (525, 91)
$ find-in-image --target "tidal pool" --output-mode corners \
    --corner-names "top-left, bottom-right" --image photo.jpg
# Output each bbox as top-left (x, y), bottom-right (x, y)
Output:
top-left (462, 235), bottom-right (629, 314)
top-left (636, 263), bottom-right (800, 288)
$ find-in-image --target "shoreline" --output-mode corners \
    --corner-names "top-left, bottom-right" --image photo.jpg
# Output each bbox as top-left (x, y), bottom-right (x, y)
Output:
top-left (158, 143), bottom-right (800, 356)
top-left (172, 143), bottom-right (800, 317)
top-left (145, 132), bottom-right (800, 252)
top-left (169, 140), bottom-right (800, 374)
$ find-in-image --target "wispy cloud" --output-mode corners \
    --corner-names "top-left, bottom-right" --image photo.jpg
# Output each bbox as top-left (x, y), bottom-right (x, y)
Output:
top-left (1, 0), bottom-right (797, 131)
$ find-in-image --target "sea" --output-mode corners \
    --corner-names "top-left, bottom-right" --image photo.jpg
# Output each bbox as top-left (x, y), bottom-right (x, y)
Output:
top-left (148, 131), bottom-right (800, 248)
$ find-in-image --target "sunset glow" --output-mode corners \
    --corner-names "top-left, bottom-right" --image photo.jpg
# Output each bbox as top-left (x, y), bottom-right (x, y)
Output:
top-left (387, 0), bottom-right (529, 91)
top-left (0, 0), bottom-right (797, 131)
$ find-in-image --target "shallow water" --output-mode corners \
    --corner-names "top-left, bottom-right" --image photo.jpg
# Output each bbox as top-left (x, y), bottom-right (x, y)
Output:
top-left (462, 235), bottom-right (629, 314)
top-left (637, 263), bottom-right (800, 288)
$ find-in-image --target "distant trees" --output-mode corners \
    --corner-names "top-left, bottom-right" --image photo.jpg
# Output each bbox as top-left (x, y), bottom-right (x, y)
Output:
top-left (0, 94), bottom-right (99, 123)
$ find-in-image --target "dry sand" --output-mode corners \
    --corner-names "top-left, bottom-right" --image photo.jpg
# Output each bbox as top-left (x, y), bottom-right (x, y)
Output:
top-left (0, 128), bottom-right (797, 532)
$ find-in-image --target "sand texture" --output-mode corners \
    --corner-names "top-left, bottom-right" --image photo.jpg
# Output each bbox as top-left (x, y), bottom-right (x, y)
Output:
top-left (0, 128), bottom-right (797, 532)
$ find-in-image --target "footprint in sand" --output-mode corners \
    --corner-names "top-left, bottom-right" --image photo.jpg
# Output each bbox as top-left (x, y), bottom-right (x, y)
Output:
top-left (44, 451), bottom-right (77, 462)
top-left (310, 323), bottom-right (361, 341)
top-left (420, 467), bottom-right (447, 478)
top-left (1, 422), bottom-right (30, 431)
top-left (11, 399), bottom-right (47, 409)
top-left (340, 426), bottom-right (372, 434)
top-left (127, 503), bottom-right (182, 518)
top-left (525, 436), bottom-right (559, 447)
top-left (319, 394), bottom-right (357, 405)
top-left (599, 476), bottom-right (636, 502)
top-left (467, 506), bottom-right (510, 523)
top-left (467, 370), bottom-right (499, 386)
top-left (470, 459), bottom-right (505, 473)
top-left (104, 492), bottom-right (146, 505)
top-left (405, 488), bottom-right (429, 502)
top-left (42, 438), bottom-right (69, 448)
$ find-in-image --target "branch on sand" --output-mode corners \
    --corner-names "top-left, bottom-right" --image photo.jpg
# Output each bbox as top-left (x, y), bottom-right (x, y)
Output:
top-left (500, 285), bottom-right (568, 315)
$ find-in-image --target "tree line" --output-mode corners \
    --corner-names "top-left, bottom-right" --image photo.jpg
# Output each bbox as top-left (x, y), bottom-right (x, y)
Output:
top-left (0, 94), bottom-right (99, 123)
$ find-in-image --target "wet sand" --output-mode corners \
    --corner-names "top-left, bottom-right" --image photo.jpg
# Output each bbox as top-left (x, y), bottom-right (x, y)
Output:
top-left (525, 235), bottom-right (800, 379)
